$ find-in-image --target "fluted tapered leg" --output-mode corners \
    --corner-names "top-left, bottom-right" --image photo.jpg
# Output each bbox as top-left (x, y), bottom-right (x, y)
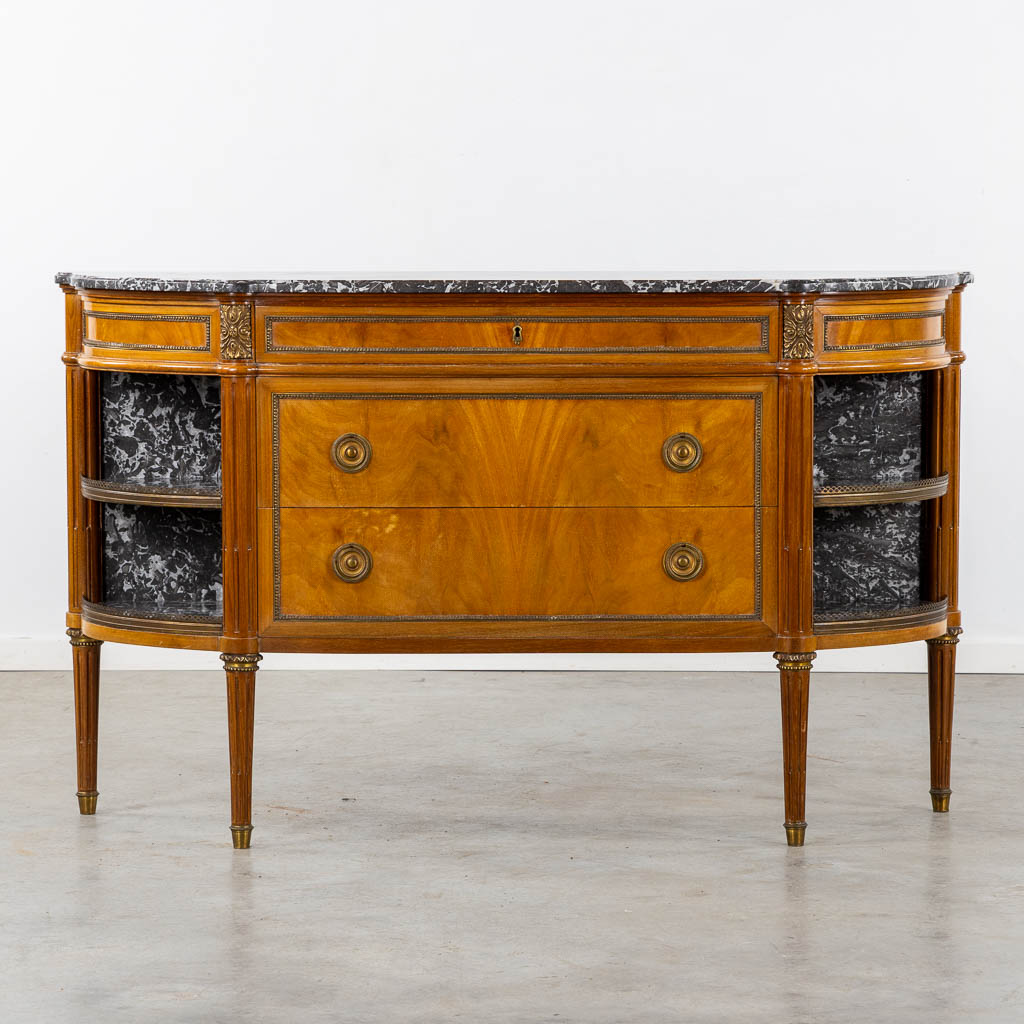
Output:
top-left (776, 652), bottom-right (815, 846)
top-left (68, 628), bottom-right (102, 814)
top-left (927, 627), bottom-right (961, 812)
top-left (223, 653), bottom-right (260, 848)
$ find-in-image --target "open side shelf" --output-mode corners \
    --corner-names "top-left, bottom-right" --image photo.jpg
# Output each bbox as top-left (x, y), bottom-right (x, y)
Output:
top-left (81, 598), bottom-right (222, 636)
top-left (82, 476), bottom-right (221, 508)
top-left (813, 598), bottom-right (947, 635)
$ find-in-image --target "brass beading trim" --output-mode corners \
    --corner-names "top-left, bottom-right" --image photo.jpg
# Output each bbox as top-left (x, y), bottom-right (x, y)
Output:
top-left (81, 310), bottom-right (213, 352)
top-left (822, 309), bottom-right (946, 353)
top-left (220, 653), bottom-right (262, 672)
top-left (774, 652), bottom-right (816, 671)
top-left (66, 627), bottom-right (102, 648)
top-left (263, 314), bottom-right (772, 355)
top-left (926, 626), bottom-right (963, 647)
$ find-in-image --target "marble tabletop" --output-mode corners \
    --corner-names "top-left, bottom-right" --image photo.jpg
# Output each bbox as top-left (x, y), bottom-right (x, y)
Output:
top-left (55, 272), bottom-right (973, 295)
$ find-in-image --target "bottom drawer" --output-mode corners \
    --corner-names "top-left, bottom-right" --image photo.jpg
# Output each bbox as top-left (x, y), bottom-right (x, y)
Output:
top-left (265, 506), bottom-right (762, 622)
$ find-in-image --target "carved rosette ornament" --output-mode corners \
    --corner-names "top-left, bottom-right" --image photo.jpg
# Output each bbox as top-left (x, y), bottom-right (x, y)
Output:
top-left (782, 303), bottom-right (815, 359)
top-left (220, 303), bottom-right (253, 360)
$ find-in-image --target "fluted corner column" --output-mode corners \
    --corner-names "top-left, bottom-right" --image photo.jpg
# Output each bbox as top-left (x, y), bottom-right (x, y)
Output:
top-left (926, 627), bottom-right (962, 812)
top-left (222, 653), bottom-right (261, 849)
top-left (775, 652), bottom-right (815, 846)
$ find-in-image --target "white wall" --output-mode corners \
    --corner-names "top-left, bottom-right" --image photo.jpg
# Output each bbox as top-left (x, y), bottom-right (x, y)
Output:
top-left (1, 0), bottom-right (1020, 673)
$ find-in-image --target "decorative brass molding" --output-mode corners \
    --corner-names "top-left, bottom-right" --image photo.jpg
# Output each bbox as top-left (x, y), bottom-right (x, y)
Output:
top-left (774, 652), bottom-right (816, 671)
top-left (782, 304), bottom-right (815, 359)
top-left (822, 309), bottom-right (945, 352)
top-left (220, 653), bottom-right (263, 672)
top-left (927, 625), bottom-right (963, 647)
top-left (220, 303), bottom-right (253, 360)
top-left (264, 313), bottom-right (772, 355)
top-left (81, 309), bottom-right (212, 352)
top-left (66, 627), bottom-right (102, 648)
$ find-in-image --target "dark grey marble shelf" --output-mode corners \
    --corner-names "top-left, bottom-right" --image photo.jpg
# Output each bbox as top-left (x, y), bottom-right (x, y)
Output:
top-left (82, 598), bottom-right (222, 634)
top-left (82, 477), bottom-right (222, 508)
top-left (56, 271), bottom-right (973, 295)
top-left (813, 599), bottom-right (947, 634)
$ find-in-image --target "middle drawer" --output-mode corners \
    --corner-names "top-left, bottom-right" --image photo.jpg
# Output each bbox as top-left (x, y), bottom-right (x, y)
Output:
top-left (262, 386), bottom-right (771, 509)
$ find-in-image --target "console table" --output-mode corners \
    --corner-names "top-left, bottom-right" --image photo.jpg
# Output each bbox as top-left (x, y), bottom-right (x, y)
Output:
top-left (57, 271), bottom-right (970, 848)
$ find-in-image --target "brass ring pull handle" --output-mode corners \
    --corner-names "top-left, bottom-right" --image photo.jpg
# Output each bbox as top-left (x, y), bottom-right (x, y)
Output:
top-left (332, 543), bottom-right (373, 583)
top-left (662, 433), bottom-right (703, 473)
top-left (331, 433), bottom-right (372, 473)
top-left (663, 542), bottom-right (704, 582)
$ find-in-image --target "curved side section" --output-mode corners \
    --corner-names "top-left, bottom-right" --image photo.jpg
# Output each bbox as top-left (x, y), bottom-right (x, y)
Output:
top-left (814, 599), bottom-right (948, 650)
top-left (81, 598), bottom-right (221, 651)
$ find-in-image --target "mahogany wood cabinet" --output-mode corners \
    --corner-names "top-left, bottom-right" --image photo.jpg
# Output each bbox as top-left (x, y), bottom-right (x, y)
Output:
top-left (57, 272), bottom-right (971, 848)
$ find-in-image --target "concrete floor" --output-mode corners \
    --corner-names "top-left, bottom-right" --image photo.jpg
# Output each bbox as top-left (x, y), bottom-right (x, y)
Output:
top-left (2, 669), bottom-right (1023, 1023)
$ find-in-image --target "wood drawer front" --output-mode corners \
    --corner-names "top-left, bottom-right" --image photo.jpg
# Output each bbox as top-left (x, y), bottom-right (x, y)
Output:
top-left (256, 302), bottom-right (775, 362)
top-left (814, 296), bottom-right (947, 365)
top-left (267, 506), bottom-right (762, 622)
top-left (81, 297), bottom-right (220, 364)
top-left (267, 390), bottom-right (769, 509)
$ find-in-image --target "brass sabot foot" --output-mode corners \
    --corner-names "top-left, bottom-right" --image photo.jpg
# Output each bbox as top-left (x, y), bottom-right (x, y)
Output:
top-left (230, 824), bottom-right (254, 849)
top-left (784, 822), bottom-right (807, 847)
top-left (77, 790), bottom-right (98, 815)
top-left (930, 788), bottom-right (951, 813)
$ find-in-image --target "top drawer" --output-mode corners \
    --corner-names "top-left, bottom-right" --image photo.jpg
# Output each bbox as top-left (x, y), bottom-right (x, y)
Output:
top-left (260, 379), bottom-right (776, 509)
top-left (812, 295), bottom-right (948, 367)
top-left (81, 297), bottom-right (222, 366)
top-left (255, 299), bottom-right (777, 364)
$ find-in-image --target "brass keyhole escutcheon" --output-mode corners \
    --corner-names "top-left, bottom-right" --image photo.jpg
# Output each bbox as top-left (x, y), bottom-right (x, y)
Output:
top-left (662, 432), bottom-right (703, 473)
top-left (331, 433), bottom-right (372, 473)
top-left (663, 542), bottom-right (704, 582)
top-left (511, 323), bottom-right (523, 345)
top-left (332, 543), bottom-right (373, 583)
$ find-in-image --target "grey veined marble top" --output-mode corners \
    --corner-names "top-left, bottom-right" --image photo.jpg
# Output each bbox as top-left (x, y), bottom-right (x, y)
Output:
top-left (55, 271), bottom-right (973, 295)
